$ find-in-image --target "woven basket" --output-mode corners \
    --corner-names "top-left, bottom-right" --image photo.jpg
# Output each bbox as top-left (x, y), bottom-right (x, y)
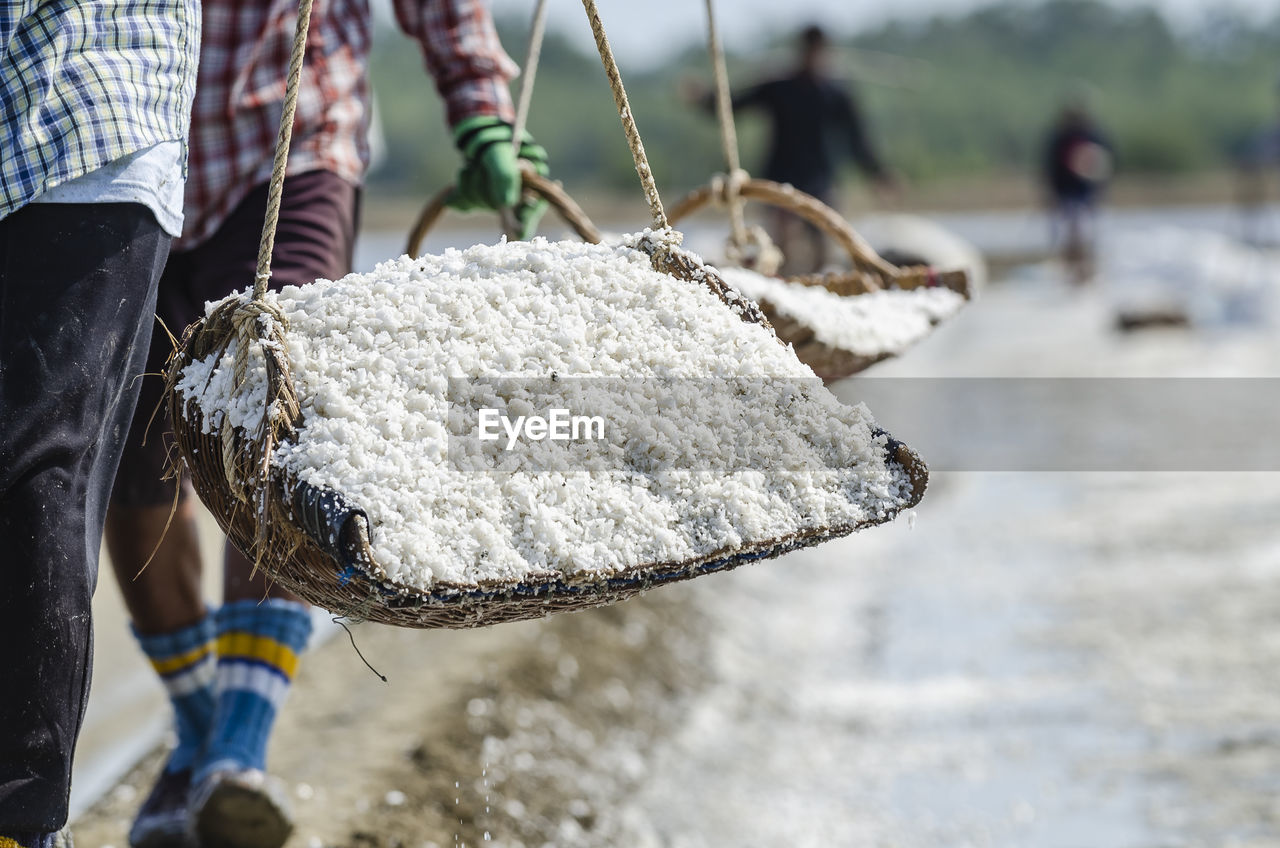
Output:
top-left (165, 233), bottom-right (928, 629)
top-left (669, 177), bottom-right (972, 381)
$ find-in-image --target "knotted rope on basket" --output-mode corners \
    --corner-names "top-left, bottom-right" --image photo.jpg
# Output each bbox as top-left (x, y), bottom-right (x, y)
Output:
top-left (703, 0), bottom-right (782, 274)
top-left (218, 0), bottom-right (314, 560)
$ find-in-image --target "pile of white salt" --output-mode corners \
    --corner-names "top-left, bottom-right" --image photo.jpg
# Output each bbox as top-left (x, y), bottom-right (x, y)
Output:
top-left (177, 234), bottom-right (915, 591)
top-left (719, 267), bottom-right (965, 357)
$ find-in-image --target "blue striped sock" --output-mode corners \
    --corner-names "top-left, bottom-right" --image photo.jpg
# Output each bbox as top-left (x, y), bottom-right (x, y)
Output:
top-left (133, 613), bottom-right (217, 773)
top-left (196, 599), bottom-right (312, 783)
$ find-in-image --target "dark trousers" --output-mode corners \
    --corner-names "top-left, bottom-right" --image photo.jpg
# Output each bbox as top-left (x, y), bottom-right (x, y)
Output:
top-left (0, 203), bottom-right (169, 832)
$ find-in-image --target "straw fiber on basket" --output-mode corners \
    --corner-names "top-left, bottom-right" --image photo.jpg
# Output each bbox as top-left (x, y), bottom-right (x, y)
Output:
top-left (166, 238), bottom-right (928, 630)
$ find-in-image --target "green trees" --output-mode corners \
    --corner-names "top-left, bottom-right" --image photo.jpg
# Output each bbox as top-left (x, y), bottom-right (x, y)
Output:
top-left (367, 0), bottom-right (1280, 196)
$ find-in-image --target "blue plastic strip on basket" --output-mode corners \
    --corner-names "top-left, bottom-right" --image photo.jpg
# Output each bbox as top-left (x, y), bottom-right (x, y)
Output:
top-left (290, 481), bottom-right (370, 573)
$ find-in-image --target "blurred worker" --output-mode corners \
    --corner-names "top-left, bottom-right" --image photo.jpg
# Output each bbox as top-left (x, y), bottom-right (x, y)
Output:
top-left (1230, 74), bottom-right (1280, 245)
top-left (102, 3), bottom-right (549, 848)
top-left (692, 24), bottom-right (897, 273)
top-left (0, 2), bottom-right (198, 847)
top-left (1043, 96), bottom-right (1114, 284)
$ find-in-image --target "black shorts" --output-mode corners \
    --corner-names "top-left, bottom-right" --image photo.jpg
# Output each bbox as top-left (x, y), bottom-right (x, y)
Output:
top-left (1, 202), bottom-right (169, 831)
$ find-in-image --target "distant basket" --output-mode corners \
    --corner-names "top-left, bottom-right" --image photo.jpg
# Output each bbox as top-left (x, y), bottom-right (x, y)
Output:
top-left (669, 177), bottom-right (972, 381)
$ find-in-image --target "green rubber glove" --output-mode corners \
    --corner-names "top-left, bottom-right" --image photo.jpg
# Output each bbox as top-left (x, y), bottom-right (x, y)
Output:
top-left (448, 116), bottom-right (551, 239)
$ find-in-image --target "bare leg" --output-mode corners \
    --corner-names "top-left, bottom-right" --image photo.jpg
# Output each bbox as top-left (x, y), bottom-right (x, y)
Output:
top-left (106, 493), bottom-right (307, 610)
top-left (105, 499), bottom-right (208, 634)
top-left (223, 541), bottom-right (307, 606)
top-left (1063, 208), bottom-right (1092, 285)
top-left (771, 208), bottom-right (816, 277)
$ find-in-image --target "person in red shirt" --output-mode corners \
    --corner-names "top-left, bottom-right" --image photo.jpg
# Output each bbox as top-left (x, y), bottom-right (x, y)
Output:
top-left (103, 3), bottom-right (549, 847)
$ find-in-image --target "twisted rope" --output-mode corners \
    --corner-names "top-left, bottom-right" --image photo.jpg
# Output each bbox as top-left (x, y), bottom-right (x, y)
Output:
top-left (501, 0), bottom-right (550, 238)
top-left (223, 0), bottom-right (313, 514)
top-left (704, 0), bottom-right (749, 247)
top-left (580, 0), bottom-right (669, 232)
top-left (511, 0), bottom-right (548, 152)
top-left (253, 0), bottom-right (315, 301)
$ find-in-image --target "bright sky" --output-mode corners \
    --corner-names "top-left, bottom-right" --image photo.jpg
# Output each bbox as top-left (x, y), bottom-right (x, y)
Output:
top-left (485, 0), bottom-right (1275, 68)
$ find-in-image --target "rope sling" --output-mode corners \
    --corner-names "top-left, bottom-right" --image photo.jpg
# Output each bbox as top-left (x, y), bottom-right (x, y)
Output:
top-left (702, 0), bottom-right (782, 273)
top-left (161, 0), bottom-right (929, 628)
top-left (221, 0), bottom-right (314, 552)
top-left (500, 0), bottom-right (548, 239)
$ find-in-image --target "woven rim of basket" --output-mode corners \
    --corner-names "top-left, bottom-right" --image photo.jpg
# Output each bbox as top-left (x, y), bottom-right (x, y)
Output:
top-left (667, 176), bottom-right (974, 300)
top-left (163, 236), bottom-right (927, 627)
top-left (167, 392), bottom-right (926, 627)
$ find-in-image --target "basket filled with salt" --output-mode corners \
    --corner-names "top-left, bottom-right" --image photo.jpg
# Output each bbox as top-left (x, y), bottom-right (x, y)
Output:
top-left (163, 0), bottom-right (928, 629)
top-left (169, 231), bottom-right (926, 628)
top-left (719, 264), bottom-right (967, 382)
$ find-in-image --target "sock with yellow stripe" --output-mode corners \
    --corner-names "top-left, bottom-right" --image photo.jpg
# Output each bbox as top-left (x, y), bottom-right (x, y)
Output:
top-left (0, 833), bottom-right (53, 848)
top-left (196, 599), bottom-right (312, 782)
top-left (133, 612), bottom-right (217, 773)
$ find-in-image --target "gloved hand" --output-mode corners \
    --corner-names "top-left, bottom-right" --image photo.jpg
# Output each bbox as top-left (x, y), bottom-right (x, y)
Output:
top-left (448, 116), bottom-right (551, 239)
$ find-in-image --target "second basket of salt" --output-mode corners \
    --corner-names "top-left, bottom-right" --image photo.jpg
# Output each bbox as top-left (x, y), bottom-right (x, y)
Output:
top-left (718, 264), bottom-right (969, 382)
top-left (166, 231), bottom-right (927, 628)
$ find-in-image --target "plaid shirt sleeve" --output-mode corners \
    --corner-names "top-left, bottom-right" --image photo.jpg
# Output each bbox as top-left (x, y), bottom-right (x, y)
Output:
top-left (391, 0), bottom-right (518, 127)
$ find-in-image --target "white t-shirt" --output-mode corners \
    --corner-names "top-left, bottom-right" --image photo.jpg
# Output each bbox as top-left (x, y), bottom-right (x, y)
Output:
top-left (33, 141), bottom-right (185, 238)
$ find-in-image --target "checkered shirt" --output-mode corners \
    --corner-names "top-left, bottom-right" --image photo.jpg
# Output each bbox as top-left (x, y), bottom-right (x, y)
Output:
top-left (182, 0), bottom-right (517, 250)
top-left (0, 0), bottom-right (200, 221)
